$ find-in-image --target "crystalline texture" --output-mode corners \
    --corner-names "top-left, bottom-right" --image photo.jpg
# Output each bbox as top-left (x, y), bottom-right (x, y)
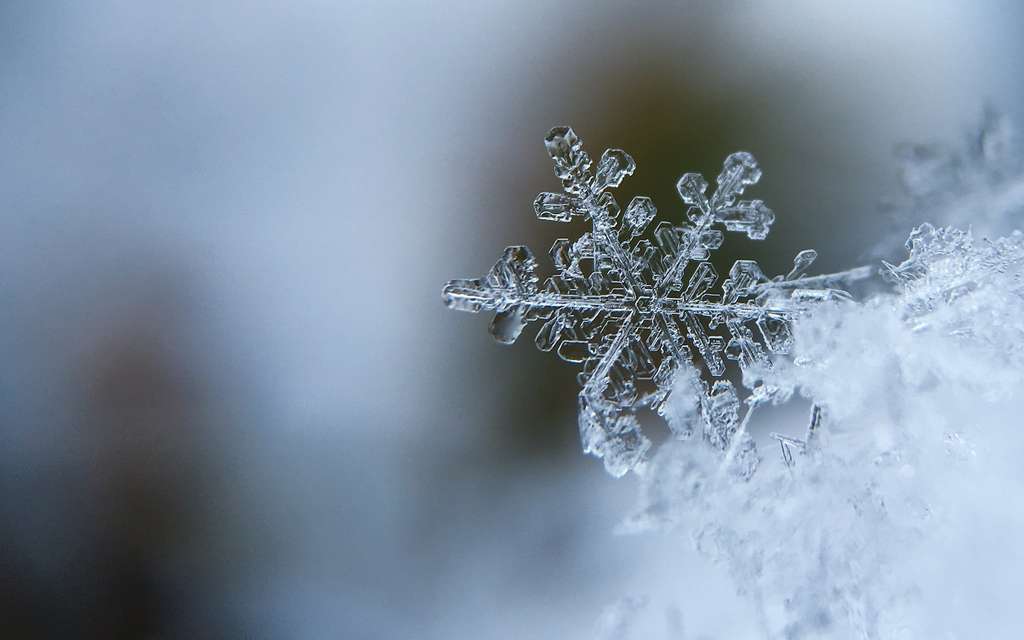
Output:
top-left (443, 127), bottom-right (870, 476)
top-left (882, 222), bottom-right (1024, 348)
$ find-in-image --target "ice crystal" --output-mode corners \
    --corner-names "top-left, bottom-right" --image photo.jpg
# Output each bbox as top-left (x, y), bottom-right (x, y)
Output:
top-left (443, 127), bottom-right (870, 476)
top-left (885, 109), bottom-right (1024, 243)
top-left (883, 223), bottom-right (1024, 364)
top-left (760, 223), bottom-right (1024, 467)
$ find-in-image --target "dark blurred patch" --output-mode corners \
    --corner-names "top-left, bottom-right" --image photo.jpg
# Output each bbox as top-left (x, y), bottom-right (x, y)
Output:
top-left (0, 272), bottom-right (223, 638)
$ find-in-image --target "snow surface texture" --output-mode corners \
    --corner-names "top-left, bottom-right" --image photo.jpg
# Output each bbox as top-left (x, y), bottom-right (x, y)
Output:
top-left (443, 127), bottom-right (869, 477)
top-left (629, 222), bottom-right (1024, 638)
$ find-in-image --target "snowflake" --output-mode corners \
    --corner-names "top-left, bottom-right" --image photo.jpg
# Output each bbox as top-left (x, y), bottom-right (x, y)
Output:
top-left (443, 127), bottom-right (869, 476)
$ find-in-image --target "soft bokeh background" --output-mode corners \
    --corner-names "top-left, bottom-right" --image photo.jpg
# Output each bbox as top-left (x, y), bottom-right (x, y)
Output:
top-left (1, 2), bottom-right (1022, 638)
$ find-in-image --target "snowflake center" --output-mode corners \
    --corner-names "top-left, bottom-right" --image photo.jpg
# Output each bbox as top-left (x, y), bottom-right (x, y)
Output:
top-left (633, 295), bottom-right (656, 314)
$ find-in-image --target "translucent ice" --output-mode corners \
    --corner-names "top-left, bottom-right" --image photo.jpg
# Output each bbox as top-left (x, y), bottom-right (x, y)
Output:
top-left (443, 127), bottom-right (870, 475)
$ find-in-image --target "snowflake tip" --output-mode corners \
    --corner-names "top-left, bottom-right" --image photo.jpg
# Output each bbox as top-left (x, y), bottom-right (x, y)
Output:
top-left (594, 148), bottom-right (637, 192)
top-left (713, 151), bottom-right (762, 208)
top-left (544, 126), bottom-right (590, 183)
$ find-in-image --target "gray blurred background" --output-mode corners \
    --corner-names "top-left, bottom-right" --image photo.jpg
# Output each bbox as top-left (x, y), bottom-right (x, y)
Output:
top-left (1, 2), bottom-right (1022, 638)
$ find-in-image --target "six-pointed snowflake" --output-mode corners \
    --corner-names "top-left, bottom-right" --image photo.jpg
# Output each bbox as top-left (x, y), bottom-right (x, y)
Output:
top-left (443, 127), bottom-right (868, 476)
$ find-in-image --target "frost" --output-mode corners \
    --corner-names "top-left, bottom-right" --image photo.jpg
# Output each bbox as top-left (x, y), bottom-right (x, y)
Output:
top-left (626, 219), bottom-right (1024, 638)
top-left (443, 127), bottom-right (870, 476)
top-left (885, 108), bottom-right (1024, 242)
top-left (884, 224), bottom-right (1024, 321)
top-left (594, 596), bottom-right (648, 640)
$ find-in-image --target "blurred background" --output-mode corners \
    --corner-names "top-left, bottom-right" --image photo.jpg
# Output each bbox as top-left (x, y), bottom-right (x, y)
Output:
top-left (1, 2), bottom-right (1022, 638)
